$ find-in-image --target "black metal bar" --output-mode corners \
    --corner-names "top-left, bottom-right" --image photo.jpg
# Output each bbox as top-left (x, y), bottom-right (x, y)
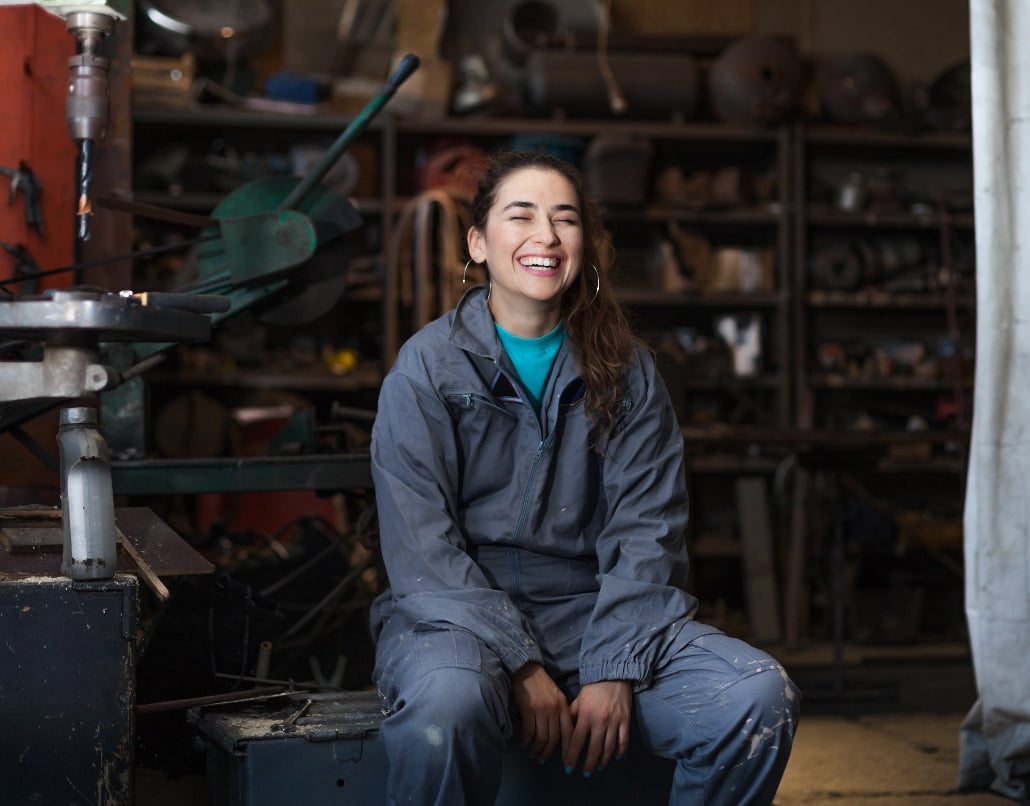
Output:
top-left (110, 453), bottom-right (373, 495)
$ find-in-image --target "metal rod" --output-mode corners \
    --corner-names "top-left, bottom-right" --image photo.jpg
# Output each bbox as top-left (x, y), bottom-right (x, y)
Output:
top-left (135, 685), bottom-right (293, 715)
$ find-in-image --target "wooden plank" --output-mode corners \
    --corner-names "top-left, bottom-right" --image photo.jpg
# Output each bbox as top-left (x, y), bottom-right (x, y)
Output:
top-left (735, 476), bottom-right (782, 644)
top-left (117, 526), bottom-right (170, 601)
top-left (783, 467), bottom-right (810, 650)
top-left (114, 507), bottom-right (214, 577)
top-left (0, 507), bottom-right (213, 580)
top-left (0, 526), bottom-right (62, 554)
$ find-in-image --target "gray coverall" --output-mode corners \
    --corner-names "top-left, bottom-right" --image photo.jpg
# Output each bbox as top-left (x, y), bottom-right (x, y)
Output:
top-left (370, 287), bottom-right (799, 805)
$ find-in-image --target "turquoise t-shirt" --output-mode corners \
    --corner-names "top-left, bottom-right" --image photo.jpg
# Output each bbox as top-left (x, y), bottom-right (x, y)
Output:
top-left (495, 321), bottom-right (566, 415)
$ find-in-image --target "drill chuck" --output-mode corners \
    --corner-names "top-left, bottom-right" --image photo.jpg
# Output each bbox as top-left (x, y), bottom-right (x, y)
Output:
top-left (67, 51), bottom-right (110, 142)
top-left (64, 10), bottom-right (115, 143)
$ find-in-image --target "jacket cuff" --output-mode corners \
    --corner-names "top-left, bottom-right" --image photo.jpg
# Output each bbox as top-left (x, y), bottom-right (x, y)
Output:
top-left (502, 639), bottom-right (544, 675)
top-left (579, 660), bottom-right (650, 688)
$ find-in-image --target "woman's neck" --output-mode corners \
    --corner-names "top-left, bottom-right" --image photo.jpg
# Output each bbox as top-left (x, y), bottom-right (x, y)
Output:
top-left (488, 298), bottom-right (562, 339)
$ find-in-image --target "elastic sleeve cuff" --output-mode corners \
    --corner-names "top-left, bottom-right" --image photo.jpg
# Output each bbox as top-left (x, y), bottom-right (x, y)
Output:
top-left (579, 660), bottom-right (650, 688)
top-left (501, 641), bottom-right (544, 675)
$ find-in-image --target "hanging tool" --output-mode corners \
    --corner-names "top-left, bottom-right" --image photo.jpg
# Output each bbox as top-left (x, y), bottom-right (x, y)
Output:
top-left (0, 162), bottom-right (44, 236)
top-left (180, 53), bottom-right (421, 303)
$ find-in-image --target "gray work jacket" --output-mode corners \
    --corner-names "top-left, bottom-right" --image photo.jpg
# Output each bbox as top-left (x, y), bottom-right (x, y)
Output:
top-left (370, 286), bottom-right (698, 689)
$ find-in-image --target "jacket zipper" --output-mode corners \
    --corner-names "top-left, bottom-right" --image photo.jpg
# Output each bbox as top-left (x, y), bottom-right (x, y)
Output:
top-left (508, 438), bottom-right (547, 595)
top-left (490, 357), bottom-right (562, 595)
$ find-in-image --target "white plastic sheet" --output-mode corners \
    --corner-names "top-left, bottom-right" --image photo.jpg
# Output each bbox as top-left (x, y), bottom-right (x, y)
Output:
top-left (961, 2), bottom-right (1030, 800)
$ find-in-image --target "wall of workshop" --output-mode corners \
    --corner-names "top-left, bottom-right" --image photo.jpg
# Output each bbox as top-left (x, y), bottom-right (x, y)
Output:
top-left (610, 0), bottom-right (969, 87)
top-left (0, 5), bottom-right (76, 288)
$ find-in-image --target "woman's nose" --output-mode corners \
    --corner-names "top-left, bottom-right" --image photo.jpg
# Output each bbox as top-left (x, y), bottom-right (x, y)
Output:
top-left (533, 220), bottom-right (560, 245)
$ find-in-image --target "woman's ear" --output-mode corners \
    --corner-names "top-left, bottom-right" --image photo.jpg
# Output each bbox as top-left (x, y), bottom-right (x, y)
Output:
top-left (467, 227), bottom-right (485, 264)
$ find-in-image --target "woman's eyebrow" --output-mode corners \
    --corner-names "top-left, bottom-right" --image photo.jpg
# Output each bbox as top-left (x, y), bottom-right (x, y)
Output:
top-left (501, 200), bottom-right (536, 212)
top-left (500, 200), bottom-right (581, 214)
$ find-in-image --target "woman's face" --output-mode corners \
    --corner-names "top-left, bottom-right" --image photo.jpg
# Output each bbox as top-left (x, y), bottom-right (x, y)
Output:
top-left (467, 166), bottom-right (584, 335)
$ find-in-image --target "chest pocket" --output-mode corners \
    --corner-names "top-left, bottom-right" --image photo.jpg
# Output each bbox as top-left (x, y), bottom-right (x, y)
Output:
top-left (444, 391), bottom-right (517, 421)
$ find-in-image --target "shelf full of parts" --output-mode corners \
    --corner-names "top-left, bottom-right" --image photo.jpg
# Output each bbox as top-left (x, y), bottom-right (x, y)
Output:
top-left (787, 55), bottom-right (975, 652)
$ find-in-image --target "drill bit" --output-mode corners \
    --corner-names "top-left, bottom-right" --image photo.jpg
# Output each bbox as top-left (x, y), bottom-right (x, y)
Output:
top-left (77, 139), bottom-right (93, 242)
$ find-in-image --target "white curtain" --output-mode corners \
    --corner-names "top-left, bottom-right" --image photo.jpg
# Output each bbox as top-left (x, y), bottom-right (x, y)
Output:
top-left (961, 1), bottom-right (1030, 800)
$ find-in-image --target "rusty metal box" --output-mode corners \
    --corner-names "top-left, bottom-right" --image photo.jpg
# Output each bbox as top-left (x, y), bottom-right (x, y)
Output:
top-left (0, 575), bottom-right (138, 805)
top-left (189, 690), bottom-right (389, 805)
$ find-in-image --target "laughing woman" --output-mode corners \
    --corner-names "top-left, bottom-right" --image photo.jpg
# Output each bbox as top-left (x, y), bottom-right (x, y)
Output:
top-left (369, 148), bottom-right (799, 806)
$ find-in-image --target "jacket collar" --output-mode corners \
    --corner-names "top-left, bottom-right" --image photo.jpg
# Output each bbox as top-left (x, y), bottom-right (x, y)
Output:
top-left (448, 285), bottom-right (501, 359)
top-left (449, 285), bottom-right (581, 396)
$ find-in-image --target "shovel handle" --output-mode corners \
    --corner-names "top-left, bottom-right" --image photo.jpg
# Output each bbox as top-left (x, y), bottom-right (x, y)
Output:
top-left (277, 53), bottom-right (421, 213)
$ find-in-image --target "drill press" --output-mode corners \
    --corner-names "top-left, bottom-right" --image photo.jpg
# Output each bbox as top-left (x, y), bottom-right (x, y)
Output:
top-left (36, 0), bottom-right (130, 243)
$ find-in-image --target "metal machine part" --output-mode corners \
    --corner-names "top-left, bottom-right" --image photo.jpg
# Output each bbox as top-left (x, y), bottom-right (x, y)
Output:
top-left (818, 52), bottom-right (902, 126)
top-left (137, 0), bottom-right (274, 61)
top-left (0, 290), bottom-right (222, 581)
top-left (0, 289), bottom-right (218, 404)
top-left (58, 406), bottom-right (117, 580)
top-left (926, 61), bottom-right (971, 132)
top-left (36, 0), bottom-right (131, 243)
top-left (501, 0), bottom-right (561, 65)
top-left (707, 34), bottom-right (802, 127)
top-left (440, 0), bottom-right (600, 114)
top-left (525, 51), bottom-right (700, 119)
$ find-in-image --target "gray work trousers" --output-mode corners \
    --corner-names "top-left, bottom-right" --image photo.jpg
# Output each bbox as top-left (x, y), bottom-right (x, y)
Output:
top-left (373, 618), bottom-right (800, 806)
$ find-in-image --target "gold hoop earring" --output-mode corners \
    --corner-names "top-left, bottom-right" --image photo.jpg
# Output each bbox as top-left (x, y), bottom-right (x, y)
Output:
top-left (462, 260), bottom-right (473, 284)
top-left (590, 264), bottom-right (600, 304)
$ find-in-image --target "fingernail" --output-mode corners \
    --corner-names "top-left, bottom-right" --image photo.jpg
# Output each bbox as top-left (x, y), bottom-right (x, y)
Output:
top-left (583, 771), bottom-right (592, 779)
top-left (615, 755), bottom-right (623, 761)
top-left (597, 765), bottom-right (604, 771)
top-left (538, 758), bottom-right (546, 765)
top-left (564, 765), bottom-right (573, 775)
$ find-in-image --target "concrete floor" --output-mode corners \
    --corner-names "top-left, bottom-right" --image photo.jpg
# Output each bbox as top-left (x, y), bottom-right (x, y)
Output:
top-left (772, 642), bottom-right (1009, 805)
top-left (136, 643), bottom-right (1017, 805)
top-left (776, 713), bottom-right (1006, 805)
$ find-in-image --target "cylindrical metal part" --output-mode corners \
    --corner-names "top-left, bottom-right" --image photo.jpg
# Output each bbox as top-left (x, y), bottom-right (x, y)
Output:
top-left (59, 406), bottom-right (118, 580)
top-left (502, 0), bottom-right (560, 66)
top-left (64, 9), bottom-right (114, 143)
top-left (66, 52), bottom-right (110, 142)
top-left (525, 51), bottom-right (700, 119)
top-left (708, 34), bottom-right (802, 126)
top-left (255, 641), bottom-right (273, 681)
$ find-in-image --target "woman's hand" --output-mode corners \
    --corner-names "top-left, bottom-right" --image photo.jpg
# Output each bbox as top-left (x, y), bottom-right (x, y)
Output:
top-left (511, 662), bottom-right (573, 762)
top-left (564, 680), bottom-right (632, 775)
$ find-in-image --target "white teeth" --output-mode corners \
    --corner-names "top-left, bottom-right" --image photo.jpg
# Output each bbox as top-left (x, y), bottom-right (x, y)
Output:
top-left (520, 257), bottom-right (558, 268)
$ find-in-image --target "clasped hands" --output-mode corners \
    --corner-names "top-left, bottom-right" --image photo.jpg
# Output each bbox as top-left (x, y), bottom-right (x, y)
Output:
top-left (511, 661), bottom-right (631, 777)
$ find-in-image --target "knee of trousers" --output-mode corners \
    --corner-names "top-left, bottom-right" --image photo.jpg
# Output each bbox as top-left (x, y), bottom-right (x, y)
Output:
top-left (386, 665), bottom-right (511, 743)
top-left (728, 666), bottom-right (801, 741)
